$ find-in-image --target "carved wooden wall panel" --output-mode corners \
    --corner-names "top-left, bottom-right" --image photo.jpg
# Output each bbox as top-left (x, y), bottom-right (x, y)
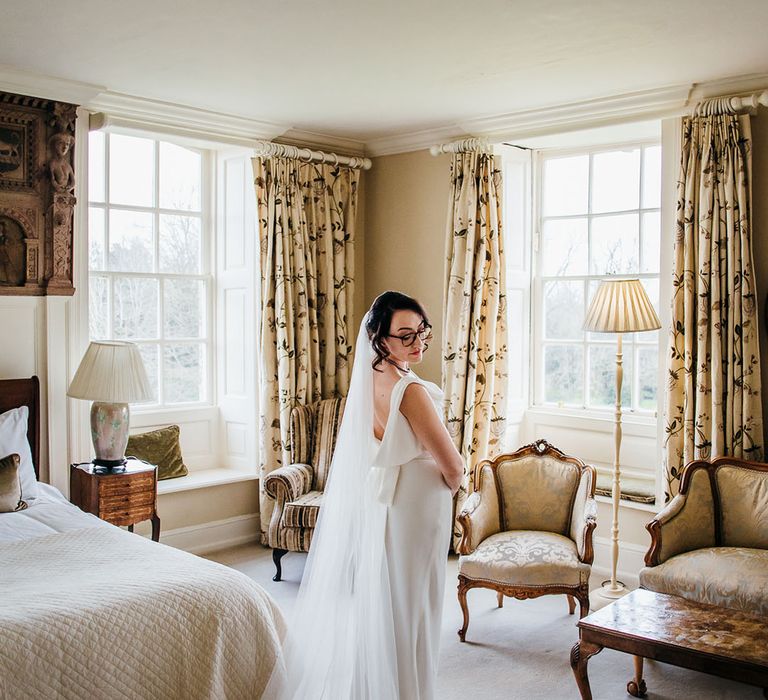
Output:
top-left (0, 91), bottom-right (77, 296)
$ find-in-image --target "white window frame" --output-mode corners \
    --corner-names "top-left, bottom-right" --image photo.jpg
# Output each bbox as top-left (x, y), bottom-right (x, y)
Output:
top-left (87, 130), bottom-right (215, 412)
top-left (531, 139), bottom-right (662, 422)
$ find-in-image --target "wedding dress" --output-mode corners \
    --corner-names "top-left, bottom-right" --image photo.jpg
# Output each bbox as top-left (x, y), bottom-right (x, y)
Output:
top-left (264, 315), bottom-right (452, 700)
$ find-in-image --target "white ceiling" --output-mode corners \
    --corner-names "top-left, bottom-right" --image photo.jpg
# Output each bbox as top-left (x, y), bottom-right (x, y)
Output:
top-left (3, 0), bottom-right (768, 142)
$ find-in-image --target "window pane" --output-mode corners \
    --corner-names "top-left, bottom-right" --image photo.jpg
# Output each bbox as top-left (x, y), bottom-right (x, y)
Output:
top-left (588, 343), bottom-right (632, 408)
top-left (89, 207), bottom-right (105, 271)
top-left (164, 279), bottom-right (204, 338)
top-left (109, 210), bottom-right (154, 272)
top-left (544, 345), bottom-right (583, 405)
top-left (137, 344), bottom-right (159, 404)
top-left (113, 277), bottom-right (158, 339)
top-left (159, 215), bottom-right (202, 273)
top-left (591, 214), bottom-right (639, 275)
top-left (541, 219), bottom-right (588, 276)
top-left (164, 344), bottom-right (203, 403)
top-left (109, 134), bottom-right (154, 207)
top-left (591, 149), bottom-right (640, 214)
top-left (638, 347), bottom-right (658, 410)
top-left (544, 281), bottom-right (584, 340)
top-left (89, 276), bottom-right (108, 340)
top-left (586, 280), bottom-right (600, 342)
top-left (159, 142), bottom-right (202, 211)
top-left (542, 155), bottom-right (588, 216)
top-left (88, 131), bottom-right (105, 203)
top-left (642, 146), bottom-right (661, 209)
top-left (641, 211), bottom-right (660, 273)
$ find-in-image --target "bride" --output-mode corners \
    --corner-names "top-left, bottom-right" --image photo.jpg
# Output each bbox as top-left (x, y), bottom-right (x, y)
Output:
top-left (265, 291), bottom-right (464, 700)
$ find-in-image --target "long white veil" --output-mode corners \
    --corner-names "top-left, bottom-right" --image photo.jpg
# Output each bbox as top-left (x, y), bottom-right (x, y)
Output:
top-left (263, 313), bottom-right (398, 699)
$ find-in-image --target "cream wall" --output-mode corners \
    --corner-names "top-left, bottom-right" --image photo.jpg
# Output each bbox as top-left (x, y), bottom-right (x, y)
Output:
top-left (363, 150), bottom-right (451, 383)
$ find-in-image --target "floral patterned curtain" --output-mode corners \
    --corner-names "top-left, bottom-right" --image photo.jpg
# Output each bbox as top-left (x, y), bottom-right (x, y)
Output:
top-left (442, 151), bottom-right (508, 547)
top-left (254, 156), bottom-right (359, 543)
top-left (663, 111), bottom-right (763, 499)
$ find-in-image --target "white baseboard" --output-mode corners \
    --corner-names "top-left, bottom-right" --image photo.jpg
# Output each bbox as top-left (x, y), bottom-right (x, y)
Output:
top-left (592, 536), bottom-right (647, 589)
top-left (159, 513), bottom-right (261, 555)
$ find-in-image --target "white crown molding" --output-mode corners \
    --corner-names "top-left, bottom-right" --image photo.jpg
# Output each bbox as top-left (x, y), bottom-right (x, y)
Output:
top-left (365, 124), bottom-right (469, 157)
top-left (688, 72), bottom-right (768, 102)
top-left (366, 84), bottom-right (692, 157)
top-left (459, 84), bottom-right (693, 140)
top-left (0, 64), bottom-right (105, 105)
top-left (277, 128), bottom-right (367, 157)
top-left (88, 91), bottom-right (290, 144)
top-left (364, 72), bottom-right (768, 157)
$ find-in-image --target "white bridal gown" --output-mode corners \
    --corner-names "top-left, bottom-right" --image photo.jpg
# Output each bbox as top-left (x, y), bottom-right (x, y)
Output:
top-left (371, 372), bottom-right (453, 700)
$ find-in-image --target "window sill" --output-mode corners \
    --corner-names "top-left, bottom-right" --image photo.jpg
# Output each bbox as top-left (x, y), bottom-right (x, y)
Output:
top-left (524, 406), bottom-right (658, 443)
top-left (157, 468), bottom-right (258, 495)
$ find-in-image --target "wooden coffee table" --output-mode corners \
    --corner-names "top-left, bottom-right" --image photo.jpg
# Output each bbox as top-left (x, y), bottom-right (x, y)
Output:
top-left (570, 588), bottom-right (768, 699)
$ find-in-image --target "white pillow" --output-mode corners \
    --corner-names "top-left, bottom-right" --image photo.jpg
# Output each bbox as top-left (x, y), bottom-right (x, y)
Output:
top-left (0, 406), bottom-right (39, 501)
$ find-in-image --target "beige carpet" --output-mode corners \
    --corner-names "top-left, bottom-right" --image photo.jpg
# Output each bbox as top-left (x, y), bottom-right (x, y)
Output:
top-left (208, 545), bottom-right (762, 700)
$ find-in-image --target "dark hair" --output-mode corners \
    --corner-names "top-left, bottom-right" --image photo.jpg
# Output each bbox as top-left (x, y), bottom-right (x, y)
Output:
top-left (366, 291), bottom-right (430, 371)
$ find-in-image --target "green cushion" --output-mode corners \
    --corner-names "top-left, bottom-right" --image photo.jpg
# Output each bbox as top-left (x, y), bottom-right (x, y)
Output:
top-left (126, 425), bottom-right (188, 480)
top-left (0, 453), bottom-right (27, 512)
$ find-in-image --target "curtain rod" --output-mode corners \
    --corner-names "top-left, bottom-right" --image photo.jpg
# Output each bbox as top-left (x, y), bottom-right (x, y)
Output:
top-left (253, 141), bottom-right (372, 170)
top-left (429, 137), bottom-right (493, 156)
top-left (693, 89), bottom-right (768, 116)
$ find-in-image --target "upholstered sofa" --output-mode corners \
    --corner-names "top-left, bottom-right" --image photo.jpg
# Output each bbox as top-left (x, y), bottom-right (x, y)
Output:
top-left (640, 457), bottom-right (768, 615)
top-left (456, 440), bottom-right (597, 642)
top-left (263, 397), bottom-right (345, 581)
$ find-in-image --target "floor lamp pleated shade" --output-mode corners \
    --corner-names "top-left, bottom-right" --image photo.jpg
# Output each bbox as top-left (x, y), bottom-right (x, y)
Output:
top-left (583, 279), bottom-right (660, 606)
top-left (68, 341), bottom-right (152, 472)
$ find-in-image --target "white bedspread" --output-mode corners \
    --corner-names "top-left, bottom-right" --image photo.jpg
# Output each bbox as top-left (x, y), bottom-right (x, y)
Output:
top-left (0, 482), bottom-right (108, 543)
top-left (0, 524), bottom-right (285, 699)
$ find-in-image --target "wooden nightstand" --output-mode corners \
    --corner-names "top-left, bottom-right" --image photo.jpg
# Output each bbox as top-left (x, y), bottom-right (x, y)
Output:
top-left (70, 458), bottom-right (161, 541)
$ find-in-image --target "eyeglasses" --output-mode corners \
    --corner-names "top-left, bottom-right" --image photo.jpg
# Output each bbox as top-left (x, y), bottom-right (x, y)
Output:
top-left (387, 325), bottom-right (433, 347)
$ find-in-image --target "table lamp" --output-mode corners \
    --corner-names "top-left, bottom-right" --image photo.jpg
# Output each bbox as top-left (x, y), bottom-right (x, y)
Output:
top-left (583, 279), bottom-right (661, 606)
top-left (68, 341), bottom-right (152, 474)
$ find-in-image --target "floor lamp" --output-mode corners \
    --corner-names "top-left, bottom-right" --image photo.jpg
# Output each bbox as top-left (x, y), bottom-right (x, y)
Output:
top-left (583, 279), bottom-right (660, 607)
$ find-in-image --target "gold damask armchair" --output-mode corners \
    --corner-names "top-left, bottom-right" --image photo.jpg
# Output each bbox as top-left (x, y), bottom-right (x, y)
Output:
top-left (263, 397), bottom-right (345, 581)
top-left (456, 439), bottom-right (597, 642)
top-left (641, 456), bottom-right (768, 615)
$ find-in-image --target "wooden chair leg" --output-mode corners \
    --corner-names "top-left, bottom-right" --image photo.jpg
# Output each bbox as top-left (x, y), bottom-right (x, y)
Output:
top-left (497, 591), bottom-right (504, 608)
top-left (567, 594), bottom-right (576, 615)
top-left (272, 548), bottom-right (287, 582)
top-left (576, 590), bottom-right (590, 618)
top-left (457, 577), bottom-right (471, 642)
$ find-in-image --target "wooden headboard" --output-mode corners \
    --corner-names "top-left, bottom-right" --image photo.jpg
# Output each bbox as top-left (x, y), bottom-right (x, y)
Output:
top-left (0, 376), bottom-right (40, 478)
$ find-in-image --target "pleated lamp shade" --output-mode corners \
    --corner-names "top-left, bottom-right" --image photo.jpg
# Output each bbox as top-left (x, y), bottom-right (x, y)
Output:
top-left (68, 341), bottom-right (152, 403)
top-left (584, 279), bottom-right (661, 333)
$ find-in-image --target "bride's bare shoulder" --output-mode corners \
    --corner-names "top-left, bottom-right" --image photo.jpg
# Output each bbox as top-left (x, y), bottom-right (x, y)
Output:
top-left (399, 380), bottom-right (432, 416)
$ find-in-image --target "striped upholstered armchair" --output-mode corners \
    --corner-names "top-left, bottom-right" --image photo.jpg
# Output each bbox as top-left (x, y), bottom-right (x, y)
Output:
top-left (263, 397), bottom-right (345, 581)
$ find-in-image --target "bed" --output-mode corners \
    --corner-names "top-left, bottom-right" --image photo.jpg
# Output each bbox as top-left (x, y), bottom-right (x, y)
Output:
top-left (0, 377), bottom-right (285, 700)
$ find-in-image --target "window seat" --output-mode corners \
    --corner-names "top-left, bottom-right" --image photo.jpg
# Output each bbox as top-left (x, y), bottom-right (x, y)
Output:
top-left (157, 468), bottom-right (258, 495)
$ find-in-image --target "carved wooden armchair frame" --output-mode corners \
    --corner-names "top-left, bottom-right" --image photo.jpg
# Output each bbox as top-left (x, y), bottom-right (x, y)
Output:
top-left (456, 439), bottom-right (597, 642)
